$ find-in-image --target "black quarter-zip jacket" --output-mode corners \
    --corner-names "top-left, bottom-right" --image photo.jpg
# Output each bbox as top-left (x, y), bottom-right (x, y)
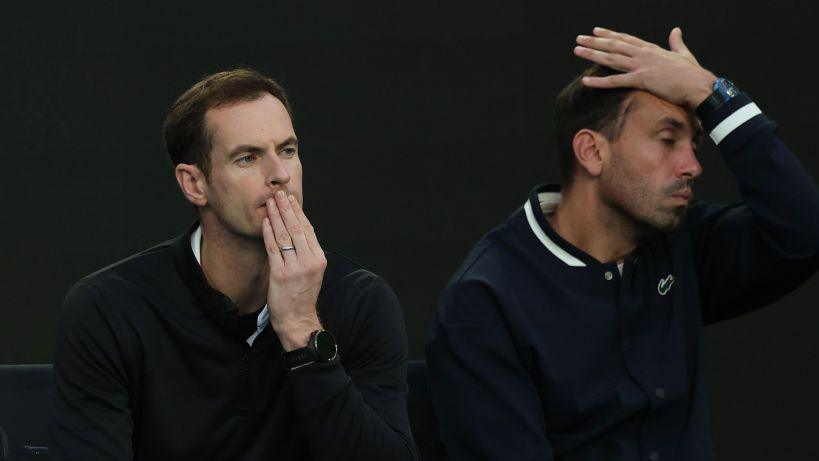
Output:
top-left (50, 227), bottom-right (418, 461)
top-left (427, 93), bottom-right (819, 461)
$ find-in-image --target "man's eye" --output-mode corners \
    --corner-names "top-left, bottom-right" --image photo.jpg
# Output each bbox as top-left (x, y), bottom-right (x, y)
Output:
top-left (237, 155), bottom-right (255, 164)
top-left (281, 148), bottom-right (297, 158)
top-left (662, 138), bottom-right (676, 146)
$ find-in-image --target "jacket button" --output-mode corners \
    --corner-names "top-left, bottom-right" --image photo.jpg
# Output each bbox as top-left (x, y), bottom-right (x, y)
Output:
top-left (604, 271), bottom-right (614, 281)
top-left (655, 388), bottom-right (666, 399)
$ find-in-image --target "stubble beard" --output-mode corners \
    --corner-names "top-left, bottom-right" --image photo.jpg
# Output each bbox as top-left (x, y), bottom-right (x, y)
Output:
top-left (205, 196), bottom-right (266, 246)
top-left (599, 152), bottom-right (689, 238)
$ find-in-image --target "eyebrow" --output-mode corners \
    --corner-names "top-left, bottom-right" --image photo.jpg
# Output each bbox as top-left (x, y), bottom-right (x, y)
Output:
top-left (278, 136), bottom-right (299, 150)
top-left (655, 116), bottom-right (704, 148)
top-left (227, 144), bottom-right (264, 160)
top-left (226, 136), bottom-right (299, 160)
top-left (655, 116), bottom-right (686, 131)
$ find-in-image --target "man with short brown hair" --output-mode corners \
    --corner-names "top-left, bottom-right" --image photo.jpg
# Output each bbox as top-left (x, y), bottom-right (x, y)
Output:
top-left (428, 28), bottom-right (819, 460)
top-left (50, 69), bottom-right (418, 461)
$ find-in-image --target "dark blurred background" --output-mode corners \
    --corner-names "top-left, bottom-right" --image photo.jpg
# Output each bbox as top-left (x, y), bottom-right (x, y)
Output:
top-left (1, 1), bottom-right (817, 459)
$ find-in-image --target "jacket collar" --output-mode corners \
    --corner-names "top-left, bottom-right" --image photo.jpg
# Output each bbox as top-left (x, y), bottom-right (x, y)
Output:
top-left (170, 222), bottom-right (246, 340)
top-left (524, 183), bottom-right (667, 270)
top-left (523, 184), bottom-right (608, 268)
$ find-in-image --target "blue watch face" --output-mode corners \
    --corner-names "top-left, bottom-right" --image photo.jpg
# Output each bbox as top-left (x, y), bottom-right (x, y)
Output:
top-left (713, 78), bottom-right (738, 99)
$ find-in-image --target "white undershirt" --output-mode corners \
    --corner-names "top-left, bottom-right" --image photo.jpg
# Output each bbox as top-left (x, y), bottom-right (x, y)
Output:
top-left (191, 226), bottom-right (270, 346)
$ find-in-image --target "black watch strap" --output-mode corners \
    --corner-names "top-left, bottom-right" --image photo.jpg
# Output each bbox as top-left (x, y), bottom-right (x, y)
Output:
top-left (282, 329), bottom-right (338, 370)
top-left (695, 92), bottom-right (724, 121)
top-left (283, 347), bottom-right (315, 369)
top-left (695, 77), bottom-right (739, 121)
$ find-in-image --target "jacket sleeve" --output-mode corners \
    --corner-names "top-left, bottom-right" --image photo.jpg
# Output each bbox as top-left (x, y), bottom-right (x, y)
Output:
top-left (687, 94), bottom-right (819, 324)
top-left (426, 279), bottom-right (554, 461)
top-left (285, 274), bottom-right (418, 461)
top-left (49, 282), bottom-right (135, 461)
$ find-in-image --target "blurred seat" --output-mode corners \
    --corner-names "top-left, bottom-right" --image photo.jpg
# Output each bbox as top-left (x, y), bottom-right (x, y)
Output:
top-left (406, 360), bottom-right (446, 461)
top-left (0, 364), bottom-right (52, 459)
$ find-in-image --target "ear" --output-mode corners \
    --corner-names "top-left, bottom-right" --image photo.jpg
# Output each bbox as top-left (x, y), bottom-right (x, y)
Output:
top-left (572, 129), bottom-right (606, 178)
top-left (175, 163), bottom-right (209, 207)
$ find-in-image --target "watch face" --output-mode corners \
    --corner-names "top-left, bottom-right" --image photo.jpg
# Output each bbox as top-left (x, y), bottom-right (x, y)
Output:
top-left (313, 330), bottom-right (338, 361)
top-left (715, 78), bottom-right (738, 99)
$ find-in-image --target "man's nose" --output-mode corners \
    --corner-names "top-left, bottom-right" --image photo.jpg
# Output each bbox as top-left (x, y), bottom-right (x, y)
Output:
top-left (265, 153), bottom-right (291, 186)
top-left (679, 146), bottom-right (702, 180)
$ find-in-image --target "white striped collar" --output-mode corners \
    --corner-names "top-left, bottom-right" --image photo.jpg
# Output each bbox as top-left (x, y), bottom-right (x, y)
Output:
top-left (523, 191), bottom-right (587, 267)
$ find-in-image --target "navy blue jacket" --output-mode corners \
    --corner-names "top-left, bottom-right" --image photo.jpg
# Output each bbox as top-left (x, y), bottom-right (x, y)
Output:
top-left (427, 94), bottom-right (819, 461)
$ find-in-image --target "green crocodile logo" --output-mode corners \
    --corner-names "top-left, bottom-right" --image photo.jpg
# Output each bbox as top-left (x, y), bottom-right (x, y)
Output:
top-left (658, 274), bottom-right (675, 295)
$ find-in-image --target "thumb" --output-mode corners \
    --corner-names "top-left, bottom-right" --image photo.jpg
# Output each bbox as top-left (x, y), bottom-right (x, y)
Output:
top-left (669, 27), bottom-right (691, 54)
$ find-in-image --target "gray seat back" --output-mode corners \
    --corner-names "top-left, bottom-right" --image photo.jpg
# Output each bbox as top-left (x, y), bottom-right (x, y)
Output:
top-left (0, 364), bottom-right (53, 459)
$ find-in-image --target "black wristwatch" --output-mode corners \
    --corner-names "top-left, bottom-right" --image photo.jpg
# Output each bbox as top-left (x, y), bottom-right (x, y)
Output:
top-left (695, 77), bottom-right (740, 120)
top-left (282, 329), bottom-right (338, 370)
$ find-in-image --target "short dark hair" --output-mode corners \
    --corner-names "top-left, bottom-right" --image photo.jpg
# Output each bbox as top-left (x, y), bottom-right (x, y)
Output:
top-left (163, 68), bottom-right (292, 178)
top-left (553, 65), bottom-right (634, 188)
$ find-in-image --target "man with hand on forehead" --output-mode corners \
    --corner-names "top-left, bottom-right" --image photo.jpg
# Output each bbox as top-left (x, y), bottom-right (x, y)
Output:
top-left (50, 69), bottom-right (418, 461)
top-left (428, 27), bottom-right (819, 460)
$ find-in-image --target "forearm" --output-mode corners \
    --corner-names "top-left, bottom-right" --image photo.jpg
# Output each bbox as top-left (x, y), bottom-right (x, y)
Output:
top-left (287, 359), bottom-right (417, 461)
top-left (705, 93), bottom-right (819, 254)
top-left (691, 95), bottom-right (819, 321)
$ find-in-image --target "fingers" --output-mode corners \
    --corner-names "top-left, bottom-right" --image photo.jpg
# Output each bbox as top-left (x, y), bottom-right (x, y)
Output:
top-left (581, 73), bottom-right (639, 90)
top-left (289, 196), bottom-right (324, 257)
top-left (262, 217), bottom-right (284, 268)
top-left (591, 27), bottom-right (647, 48)
top-left (573, 46), bottom-right (633, 72)
top-left (274, 191), bottom-right (312, 255)
top-left (590, 26), bottom-right (696, 61)
top-left (266, 196), bottom-right (298, 265)
top-left (576, 26), bottom-right (707, 106)
top-left (576, 35), bottom-right (640, 58)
